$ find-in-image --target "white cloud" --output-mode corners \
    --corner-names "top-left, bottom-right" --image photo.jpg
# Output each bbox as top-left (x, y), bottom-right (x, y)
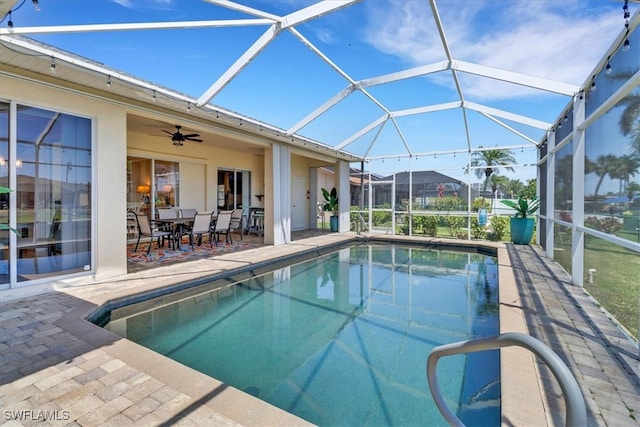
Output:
top-left (362, 0), bottom-right (624, 101)
top-left (111, 0), bottom-right (175, 10)
top-left (112, 0), bottom-right (133, 7)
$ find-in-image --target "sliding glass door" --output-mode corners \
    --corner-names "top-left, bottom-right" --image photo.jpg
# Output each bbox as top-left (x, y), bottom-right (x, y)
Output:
top-left (217, 168), bottom-right (251, 211)
top-left (0, 102), bottom-right (93, 285)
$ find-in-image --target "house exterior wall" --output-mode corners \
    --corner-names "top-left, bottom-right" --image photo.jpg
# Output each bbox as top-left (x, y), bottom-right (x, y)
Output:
top-left (0, 74), bottom-right (268, 286)
top-left (0, 72), bottom-right (353, 289)
top-left (0, 74), bottom-right (128, 281)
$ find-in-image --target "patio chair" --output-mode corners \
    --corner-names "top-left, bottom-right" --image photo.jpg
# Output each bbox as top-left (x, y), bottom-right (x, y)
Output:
top-left (133, 211), bottom-right (175, 254)
top-left (179, 208), bottom-right (197, 219)
top-left (211, 210), bottom-right (233, 246)
top-left (228, 209), bottom-right (243, 242)
top-left (157, 207), bottom-right (178, 220)
top-left (126, 210), bottom-right (138, 238)
top-left (182, 211), bottom-right (215, 249)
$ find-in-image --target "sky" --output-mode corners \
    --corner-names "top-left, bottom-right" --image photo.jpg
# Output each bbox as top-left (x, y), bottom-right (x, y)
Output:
top-left (2, 0), bottom-right (637, 184)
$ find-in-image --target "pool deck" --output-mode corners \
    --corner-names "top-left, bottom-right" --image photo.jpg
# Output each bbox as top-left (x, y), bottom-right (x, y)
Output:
top-left (0, 233), bottom-right (638, 426)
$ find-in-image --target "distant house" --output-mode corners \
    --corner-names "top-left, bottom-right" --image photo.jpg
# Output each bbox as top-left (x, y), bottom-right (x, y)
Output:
top-left (379, 171), bottom-right (477, 207)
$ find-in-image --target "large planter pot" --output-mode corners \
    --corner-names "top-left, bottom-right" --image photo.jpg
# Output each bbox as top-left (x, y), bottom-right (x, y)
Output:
top-left (329, 215), bottom-right (339, 232)
top-left (510, 217), bottom-right (534, 244)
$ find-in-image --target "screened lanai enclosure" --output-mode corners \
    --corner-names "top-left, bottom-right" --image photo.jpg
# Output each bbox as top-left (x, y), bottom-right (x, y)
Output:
top-left (0, 1), bottom-right (638, 340)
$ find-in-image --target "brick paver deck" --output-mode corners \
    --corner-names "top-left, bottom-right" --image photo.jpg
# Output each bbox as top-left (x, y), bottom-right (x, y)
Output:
top-left (0, 236), bottom-right (638, 426)
top-left (507, 244), bottom-right (639, 426)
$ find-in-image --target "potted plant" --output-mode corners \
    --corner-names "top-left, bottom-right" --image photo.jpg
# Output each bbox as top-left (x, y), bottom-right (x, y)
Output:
top-left (321, 187), bottom-right (339, 232)
top-left (500, 196), bottom-right (539, 244)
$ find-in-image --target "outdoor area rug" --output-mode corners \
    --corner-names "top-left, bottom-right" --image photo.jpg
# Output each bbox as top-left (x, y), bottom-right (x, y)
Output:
top-left (127, 236), bottom-right (262, 271)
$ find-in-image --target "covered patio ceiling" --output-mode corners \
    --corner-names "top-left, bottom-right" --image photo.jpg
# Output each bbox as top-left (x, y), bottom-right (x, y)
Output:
top-left (0, 0), bottom-right (637, 176)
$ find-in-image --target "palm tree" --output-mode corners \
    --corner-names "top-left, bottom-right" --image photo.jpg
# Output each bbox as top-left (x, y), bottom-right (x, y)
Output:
top-left (590, 154), bottom-right (619, 200)
top-left (470, 147), bottom-right (516, 201)
top-left (626, 182), bottom-right (640, 203)
top-left (617, 94), bottom-right (640, 156)
top-left (629, 122), bottom-right (640, 158)
top-left (503, 178), bottom-right (524, 198)
top-left (489, 174), bottom-right (509, 199)
top-left (613, 155), bottom-right (640, 194)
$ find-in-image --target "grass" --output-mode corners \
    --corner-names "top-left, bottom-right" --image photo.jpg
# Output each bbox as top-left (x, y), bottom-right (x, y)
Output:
top-left (582, 236), bottom-right (639, 339)
top-left (554, 229), bottom-right (638, 339)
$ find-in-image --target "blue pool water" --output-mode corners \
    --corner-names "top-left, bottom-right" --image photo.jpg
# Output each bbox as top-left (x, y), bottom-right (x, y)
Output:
top-left (105, 244), bottom-right (500, 426)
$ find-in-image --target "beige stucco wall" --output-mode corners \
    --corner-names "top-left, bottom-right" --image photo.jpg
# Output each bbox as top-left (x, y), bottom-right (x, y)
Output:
top-left (127, 131), bottom-right (265, 214)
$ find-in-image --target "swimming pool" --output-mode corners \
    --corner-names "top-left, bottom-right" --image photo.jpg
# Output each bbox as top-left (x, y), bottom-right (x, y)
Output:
top-left (104, 243), bottom-right (500, 425)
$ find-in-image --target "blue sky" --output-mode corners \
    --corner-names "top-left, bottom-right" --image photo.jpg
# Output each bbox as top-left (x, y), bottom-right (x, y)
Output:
top-left (3, 0), bottom-right (637, 184)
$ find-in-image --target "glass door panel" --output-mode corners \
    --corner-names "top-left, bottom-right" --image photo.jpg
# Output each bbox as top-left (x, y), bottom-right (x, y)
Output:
top-left (16, 105), bottom-right (92, 281)
top-left (154, 160), bottom-right (179, 212)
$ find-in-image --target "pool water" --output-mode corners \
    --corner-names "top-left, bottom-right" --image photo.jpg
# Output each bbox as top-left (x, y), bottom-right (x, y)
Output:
top-left (105, 244), bottom-right (500, 426)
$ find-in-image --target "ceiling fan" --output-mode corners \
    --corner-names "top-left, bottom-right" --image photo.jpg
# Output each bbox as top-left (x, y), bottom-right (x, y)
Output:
top-left (162, 125), bottom-right (203, 146)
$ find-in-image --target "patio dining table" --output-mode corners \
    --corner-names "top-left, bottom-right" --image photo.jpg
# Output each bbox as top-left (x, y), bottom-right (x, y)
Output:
top-left (153, 217), bottom-right (195, 248)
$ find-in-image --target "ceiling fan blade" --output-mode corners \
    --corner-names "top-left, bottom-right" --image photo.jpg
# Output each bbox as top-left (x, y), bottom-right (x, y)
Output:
top-left (187, 138), bottom-right (203, 142)
top-left (183, 133), bottom-right (200, 138)
top-left (162, 130), bottom-right (173, 135)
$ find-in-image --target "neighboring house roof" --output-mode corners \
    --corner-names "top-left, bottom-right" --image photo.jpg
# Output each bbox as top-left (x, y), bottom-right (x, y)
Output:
top-left (381, 170), bottom-right (465, 186)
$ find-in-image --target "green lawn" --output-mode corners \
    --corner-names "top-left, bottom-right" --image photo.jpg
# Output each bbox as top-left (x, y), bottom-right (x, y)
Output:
top-left (583, 236), bottom-right (639, 339)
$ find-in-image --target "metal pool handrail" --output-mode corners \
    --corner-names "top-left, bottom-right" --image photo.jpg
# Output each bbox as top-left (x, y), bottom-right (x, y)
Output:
top-left (426, 332), bottom-right (586, 427)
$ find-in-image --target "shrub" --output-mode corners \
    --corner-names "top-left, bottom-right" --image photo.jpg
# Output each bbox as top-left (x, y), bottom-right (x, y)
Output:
top-left (423, 215), bottom-right (438, 236)
top-left (372, 204), bottom-right (392, 226)
top-left (399, 214), bottom-right (410, 235)
top-left (487, 216), bottom-right (509, 241)
top-left (585, 216), bottom-right (622, 234)
top-left (446, 216), bottom-right (466, 239)
top-left (470, 217), bottom-right (486, 239)
top-left (431, 196), bottom-right (464, 211)
top-left (411, 215), bottom-right (424, 234)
